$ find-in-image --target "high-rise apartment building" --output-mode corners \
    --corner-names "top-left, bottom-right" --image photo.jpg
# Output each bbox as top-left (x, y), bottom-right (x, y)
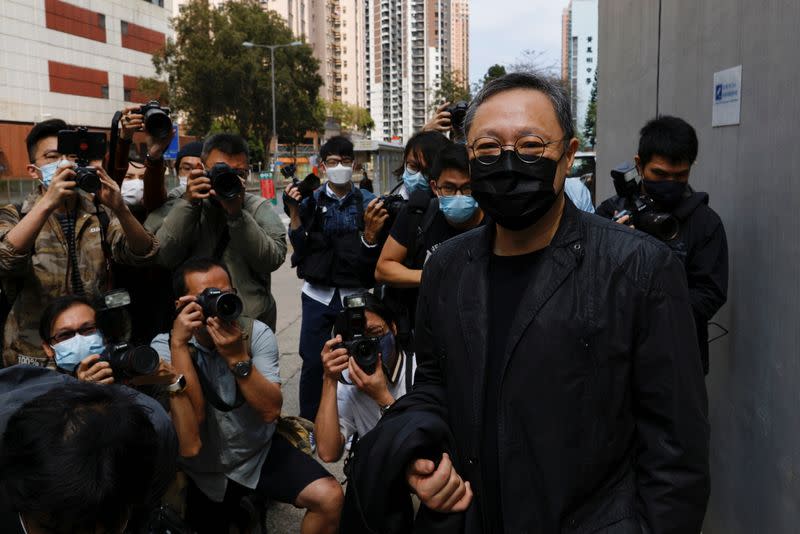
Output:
top-left (450, 0), bottom-right (469, 87)
top-left (366, 0), bottom-right (457, 143)
top-left (0, 0), bottom-right (172, 177)
top-left (561, 0), bottom-right (597, 132)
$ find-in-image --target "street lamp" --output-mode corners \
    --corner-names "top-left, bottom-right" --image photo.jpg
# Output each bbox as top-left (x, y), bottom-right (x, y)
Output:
top-left (242, 40), bottom-right (303, 156)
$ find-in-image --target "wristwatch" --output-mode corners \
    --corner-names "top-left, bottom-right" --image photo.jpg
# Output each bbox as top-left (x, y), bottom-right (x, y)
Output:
top-left (167, 374), bottom-right (187, 395)
top-left (230, 359), bottom-right (253, 379)
top-left (379, 401), bottom-right (394, 416)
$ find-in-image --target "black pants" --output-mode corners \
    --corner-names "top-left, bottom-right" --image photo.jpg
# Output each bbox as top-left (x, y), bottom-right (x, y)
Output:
top-left (185, 433), bottom-right (333, 533)
top-left (298, 292), bottom-right (342, 420)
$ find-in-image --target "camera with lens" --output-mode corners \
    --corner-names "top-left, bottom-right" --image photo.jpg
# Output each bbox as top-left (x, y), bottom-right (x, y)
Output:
top-left (335, 294), bottom-right (380, 375)
top-left (379, 194), bottom-right (406, 221)
top-left (446, 100), bottom-right (469, 138)
top-left (206, 162), bottom-right (244, 200)
top-left (56, 127), bottom-right (107, 194)
top-left (196, 287), bottom-right (243, 322)
top-left (99, 342), bottom-right (160, 379)
top-left (290, 173), bottom-right (321, 202)
top-left (137, 100), bottom-right (172, 140)
top-left (611, 162), bottom-right (679, 242)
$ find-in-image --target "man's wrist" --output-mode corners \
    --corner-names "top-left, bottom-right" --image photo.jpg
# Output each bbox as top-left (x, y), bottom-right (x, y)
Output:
top-left (361, 232), bottom-right (378, 247)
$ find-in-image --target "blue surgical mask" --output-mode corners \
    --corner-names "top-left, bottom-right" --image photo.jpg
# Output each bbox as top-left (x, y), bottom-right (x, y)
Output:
top-left (378, 331), bottom-right (396, 363)
top-left (402, 167), bottom-right (430, 194)
top-left (35, 160), bottom-right (61, 189)
top-left (51, 332), bottom-right (105, 373)
top-left (439, 194), bottom-right (478, 225)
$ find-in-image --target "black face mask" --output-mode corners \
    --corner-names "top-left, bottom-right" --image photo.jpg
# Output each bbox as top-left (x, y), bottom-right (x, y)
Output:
top-left (642, 179), bottom-right (686, 211)
top-left (470, 150), bottom-right (563, 231)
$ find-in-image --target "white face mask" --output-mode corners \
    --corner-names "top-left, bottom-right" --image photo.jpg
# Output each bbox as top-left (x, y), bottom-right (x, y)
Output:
top-left (326, 163), bottom-right (353, 185)
top-left (179, 175), bottom-right (188, 187)
top-left (121, 179), bottom-right (144, 206)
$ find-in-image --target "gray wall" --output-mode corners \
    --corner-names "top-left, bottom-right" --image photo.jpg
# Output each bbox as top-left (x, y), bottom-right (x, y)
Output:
top-left (598, 1), bottom-right (800, 532)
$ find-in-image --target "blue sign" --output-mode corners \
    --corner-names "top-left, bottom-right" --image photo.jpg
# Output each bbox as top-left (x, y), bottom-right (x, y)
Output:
top-left (163, 124), bottom-right (179, 160)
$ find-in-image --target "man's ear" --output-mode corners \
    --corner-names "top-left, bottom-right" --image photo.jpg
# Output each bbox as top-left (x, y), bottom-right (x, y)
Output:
top-left (26, 164), bottom-right (40, 181)
top-left (634, 155), bottom-right (642, 174)
top-left (390, 322), bottom-right (398, 336)
top-left (42, 342), bottom-right (55, 358)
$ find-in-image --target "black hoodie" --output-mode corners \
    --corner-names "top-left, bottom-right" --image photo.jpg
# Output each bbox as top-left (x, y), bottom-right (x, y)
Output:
top-left (597, 189), bottom-right (728, 373)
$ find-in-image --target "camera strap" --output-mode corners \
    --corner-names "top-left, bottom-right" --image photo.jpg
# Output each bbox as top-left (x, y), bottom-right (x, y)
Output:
top-left (93, 200), bottom-right (114, 291)
top-left (107, 111), bottom-right (122, 180)
top-left (187, 344), bottom-right (246, 412)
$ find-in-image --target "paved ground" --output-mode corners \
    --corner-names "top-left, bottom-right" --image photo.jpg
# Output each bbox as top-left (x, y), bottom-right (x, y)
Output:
top-left (265, 214), bottom-right (346, 532)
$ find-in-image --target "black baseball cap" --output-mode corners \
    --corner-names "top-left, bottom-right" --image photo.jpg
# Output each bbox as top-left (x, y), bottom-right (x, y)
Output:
top-left (176, 141), bottom-right (203, 167)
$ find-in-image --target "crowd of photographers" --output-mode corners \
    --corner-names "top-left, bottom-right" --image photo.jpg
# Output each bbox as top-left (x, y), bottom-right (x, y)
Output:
top-left (0, 71), bottom-right (727, 534)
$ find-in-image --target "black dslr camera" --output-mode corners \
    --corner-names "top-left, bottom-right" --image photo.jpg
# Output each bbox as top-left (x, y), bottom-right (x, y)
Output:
top-left (137, 100), bottom-right (172, 140)
top-left (57, 127), bottom-right (106, 194)
top-left (611, 162), bottom-right (679, 242)
top-left (99, 342), bottom-right (160, 379)
top-left (446, 100), bottom-right (469, 138)
top-left (379, 194), bottom-right (406, 220)
top-left (206, 162), bottom-right (244, 200)
top-left (196, 287), bottom-right (243, 322)
top-left (336, 294), bottom-right (380, 375)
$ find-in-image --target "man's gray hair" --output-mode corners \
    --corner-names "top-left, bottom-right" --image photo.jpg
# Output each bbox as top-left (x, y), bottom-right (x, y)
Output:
top-left (464, 72), bottom-right (575, 147)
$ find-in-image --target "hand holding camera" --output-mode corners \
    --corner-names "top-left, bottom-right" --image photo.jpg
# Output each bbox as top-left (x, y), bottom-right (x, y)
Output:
top-left (206, 316), bottom-right (247, 364)
top-left (96, 167), bottom-right (127, 214)
top-left (348, 354), bottom-right (392, 406)
top-left (424, 102), bottom-right (453, 133)
top-left (321, 336), bottom-right (350, 379)
top-left (41, 162), bottom-right (77, 212)
top-left (364, 198), bottom-right (389, 244)
top-left (76, 354), bottom-right (115, 385)
top-left (119, 106), bottom-right (144, 141)
top-left (172, 296), bottom-right (205, 345)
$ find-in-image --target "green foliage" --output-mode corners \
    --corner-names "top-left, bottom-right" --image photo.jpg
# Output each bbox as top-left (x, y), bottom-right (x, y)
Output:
top-left (582, 71), bottom-right (598, 149)
top-left (324, 100), bottom-right (374, 135)
top-left (472, 64), bottom-right (507, 94)
top-left (151, 0), bottom-right (323, 157)
top-left (431, 69), bottom-right (472, 110)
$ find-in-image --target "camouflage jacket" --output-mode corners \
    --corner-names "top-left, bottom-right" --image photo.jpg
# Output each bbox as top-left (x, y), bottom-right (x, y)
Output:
top-left (0, 190), bottom-right (159, 367)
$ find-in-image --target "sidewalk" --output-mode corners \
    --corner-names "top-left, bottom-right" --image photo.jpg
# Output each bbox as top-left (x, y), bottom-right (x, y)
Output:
top-left (266, 239), bottom-right (346, 531)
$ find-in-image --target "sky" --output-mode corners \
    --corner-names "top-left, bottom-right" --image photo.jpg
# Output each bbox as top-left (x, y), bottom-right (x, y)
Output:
top-left (469, 0), bottom-right (571, 87)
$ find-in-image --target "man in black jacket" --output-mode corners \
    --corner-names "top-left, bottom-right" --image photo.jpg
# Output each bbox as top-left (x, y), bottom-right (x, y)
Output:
top-left (346, 73), bottom-right (710, 533)
top-left (596, 116), bottom-right (728, 374)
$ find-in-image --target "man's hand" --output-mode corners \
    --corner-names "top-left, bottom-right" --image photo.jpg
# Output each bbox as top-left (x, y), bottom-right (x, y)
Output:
top-left (206, 316), bottom-right (247, 363)
top-left (423, 102), bottom-right (453, 133)
top-left (363, 198), bottom-right (389, 244)
top-left (613, 210), bottom-right (635, 229)
top-left (40, 163), bottom-right (77, 212)
top-left (96, 167), bottom-right (126, 213)
top-left (119, 106), bottom-right (144, 141)
top-left (172, 296), bottom-right (204, 346)
top-left (76, 354), bottom-right (114, 385)
top-left (284, 183), bottom-right (302, 211)
top-left (130, 359), bottom-right (179, 387)
top-left (146, 122), bottom-right (175, 160)
top-left (183, 169), bottom-right (212, 203)
top-left (321, 335), bottom-right (349, 379)
top-left (210, 186), bottom-right (245, 217)
top-left (406, 453), bottom-right (473, 513)
top-left (348, 355), bottom-right (393, 406)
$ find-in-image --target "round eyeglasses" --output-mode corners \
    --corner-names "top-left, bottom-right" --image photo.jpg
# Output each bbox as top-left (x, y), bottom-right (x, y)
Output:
top-left (469, 135), bottom-right (566, 165)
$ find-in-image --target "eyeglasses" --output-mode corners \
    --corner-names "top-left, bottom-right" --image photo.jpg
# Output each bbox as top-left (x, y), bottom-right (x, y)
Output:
top-left (324, 157), bottom-right (354, 167)
top-left (435, 183), bottom-right (472, 197)
top-left (469, 135), bottom-right (566, 165)
top-left (37, 152), bottom-right (78, 165)
top-left (50, 325), bottom-right (98, 344)
top-left (365, 326), bottom-right (389, 337)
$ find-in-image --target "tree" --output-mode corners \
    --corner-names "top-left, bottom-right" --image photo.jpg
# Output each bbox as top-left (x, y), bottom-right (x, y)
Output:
top-left (507, 49), bottom-right (558, 78)
top-left (146, 0), bottom-right (323, 162)
top-left (324, 100), bottom-right (375, 135)
top-left (430, 69), bottom-right (472, 110)
top-left (472, 64), bottom-right (507, 94)
top-left (582, 71), bottom-right (598, 149)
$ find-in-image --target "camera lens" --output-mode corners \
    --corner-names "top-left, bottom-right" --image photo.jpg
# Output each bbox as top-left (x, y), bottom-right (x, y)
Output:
top-left (126, 346), bottom-right (160, 376)
top-left (215, 292), bottom-right (243, 322)
top-left (75, 167), bottom-right (101, 193)
top-left (144, 109), bottom-right (172, 139)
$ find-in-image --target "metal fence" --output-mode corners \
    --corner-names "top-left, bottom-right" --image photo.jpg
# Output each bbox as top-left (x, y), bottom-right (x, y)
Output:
top-left (0, 179), bottom-right (40, 205)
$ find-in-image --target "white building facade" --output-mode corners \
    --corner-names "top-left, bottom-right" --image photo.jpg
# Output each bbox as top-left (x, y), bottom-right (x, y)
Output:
top-left (563, 0), bottom-right (597, 133)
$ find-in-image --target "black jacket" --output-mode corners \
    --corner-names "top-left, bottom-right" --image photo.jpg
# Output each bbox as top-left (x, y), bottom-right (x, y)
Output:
top-left (404, 200), bottom-right (709, 533)
top-left (597, 190), bottom-right (728, 373)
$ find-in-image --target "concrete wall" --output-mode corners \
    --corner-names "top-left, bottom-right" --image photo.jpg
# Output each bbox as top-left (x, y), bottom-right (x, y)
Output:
top-left (598, 1), bottom-right (800, 532)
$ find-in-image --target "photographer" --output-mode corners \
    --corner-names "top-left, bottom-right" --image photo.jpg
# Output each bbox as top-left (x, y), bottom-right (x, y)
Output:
top-left (0, 119), bottom-right (158, 368)
top-left (174, 140), bottom-right (204, 192)
top-left (376, 143), bottom-right (487, 337)
top-left (112, 104), bottom-right (175, 214)
top-left (145, 133), bottom-right (287, 332)
top-left (285, 136), bottom-right (388, 423)
top-left (37, 294), bottom-right (201, 458)
top-left (0, 369), bottom-right (178, 534)
top-left (151, 257), bottom-right (342, 534)
top-left (314, 293), bottom-right (415, 463)
top-left (596, 116), bottom-right (728, 373)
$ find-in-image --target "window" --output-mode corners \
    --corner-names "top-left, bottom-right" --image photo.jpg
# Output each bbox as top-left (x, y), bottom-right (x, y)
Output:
top-left (97, 14), bottom-right (105, 29)
top-left (121, 21), bottom-right (128, 35)
top-left (124, 88), bottom-right (132, 101)
top-left (101, 84), bottom-right (109, 99)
